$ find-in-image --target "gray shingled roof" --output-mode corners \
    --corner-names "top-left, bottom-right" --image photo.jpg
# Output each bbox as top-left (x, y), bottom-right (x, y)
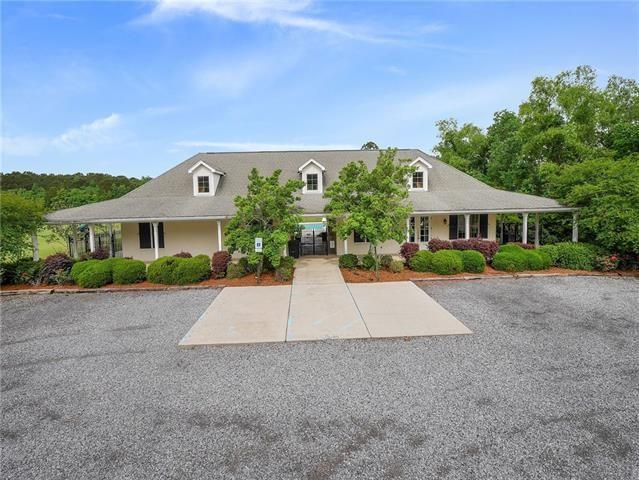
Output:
top-left (46, 149), bottom-right (573, 223)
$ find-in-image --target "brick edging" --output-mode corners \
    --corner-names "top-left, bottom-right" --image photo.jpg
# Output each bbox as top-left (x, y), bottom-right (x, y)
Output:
top-left (0, 284), bottom-right (225, 296)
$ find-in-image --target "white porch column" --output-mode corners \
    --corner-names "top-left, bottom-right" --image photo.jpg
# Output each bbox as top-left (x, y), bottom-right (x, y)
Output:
top-left (152, 222), bottom-right (160, 260)
top-left (522, 213), bottom-right (529, 245)
top-left (217, 220), bottom-right (223, 251)
top-left (406, 217), bottom-right (410, 243)
top-left (343, 238), bottom-right (348, 254)
top-left (534, 213), bottom-right (540, 248)
top-left (32, 233), bottom-right (40, 261)
top-left (464, 214), bottom-right (470, 240)
top-left (572, 211), bottom-right (579, 242)
top-left (88, 224), bottom-right (96, 252)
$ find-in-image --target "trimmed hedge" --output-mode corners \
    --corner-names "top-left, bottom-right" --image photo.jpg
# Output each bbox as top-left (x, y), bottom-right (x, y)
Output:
top-left (147, 256), bottom-right (182, 284)
top-left (428, 238), bottom-right (452, 253)
top-left (338, 254), bottom-right (358, 269)
top-left (76, 261), bottom-right (113, 288)
top-left (492, 245), bottom-right (551, 272)
top-left (460, 250), bottom-right (486, 273)
top-left (492, 251), bottom-right (528, 272)
top-left (538, 245), bottom-right (559, 264)
top-left (172, 255), bottom-right (211, 285)
top-left (173, 251), bottom-right (192, 258)
top-left (389, 259), bottom-right (404, 273)
top-left (554, 242), bottom-right (597, 271)
top-left (430, 250), bottom-right (463, 275)
top-left (451, 238), bottom-right (499, 261)
top-left (70, 259), bottom-right (101, 284)
top-left (112, 259), bottom-right (146, 284)
top-left (409, 250), bottom-right (433, 272)
top-left (399, 242), bottom-right (419, 262)
top-left (361, 254), bottom-right (376, 270)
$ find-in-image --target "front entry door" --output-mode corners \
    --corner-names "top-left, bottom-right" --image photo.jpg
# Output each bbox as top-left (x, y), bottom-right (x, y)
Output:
top-left (300, 224), bottom-right (328, 256)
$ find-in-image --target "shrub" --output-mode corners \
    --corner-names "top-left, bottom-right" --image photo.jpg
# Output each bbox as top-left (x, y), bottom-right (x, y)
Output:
top-left (11, 258), bottom-right (43, 285)
top-left (380, 254), bottom-right (393, 269)
top-left (173, 251), bottom-right (192, 258)
top-left (238, 257), bottom-right (250, 273)
top-left (112, 259), bottom-right (146, 284)
top-left (275, 256), bottom-right (295, 282)
top-left (147, 256), bottom-right (182, 284)
top-left (538, 245), bottom-right (559, 265)
top-left (226, 262), bottom-right (246, 279)
top-left (361, 254), bottom-right (376, 270)
top-left (0, 261), bottom-right (18, 284)
top-left (338, 254), bottom-right (359, 269)
top-left (212, 251), bottom-right (232, 278)
top-left (535, 250), bottom-right (553, 270)
top-left (49, 269), bottom-right (74, 285)
top-left (409, 250), bottom-right (434, 272)
top-left (70, 259), bottom-right (101, 283)
top-left (430, 250), bottom-right (463, 275)
top-left (85, 246), bottom-right (110, 260)
top-left (389, 260), bottom-right (404, 273)
top-left (451, 238), bottom-right (499, 261)
top-left (460, 250), bottom-right (486, 273)
top-left (554, 242), bottom-right (597, 271)
top-left (498, 244), bottom-right (526, 254)
top-left (595, 254), bottom-right (620, 272)
top-left (41, 253), bottom-right (74, 283)
top-left (492, 251), bottom-right (527, 272)
top-left (173, 256), bottom-right (211, 285)
top-left (428, 238), bottom-right (452, 253)
top-left (399, 242), bottom-right (419, 262)
top-left (523, 250), bottom-right (545, 271)
top-left (76, 261), bottom-right (113, 288)
top-left (503, 242), bottom-right (535, 250)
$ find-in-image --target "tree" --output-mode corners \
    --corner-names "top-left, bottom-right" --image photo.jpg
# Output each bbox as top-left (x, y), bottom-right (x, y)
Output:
top-left (224, 169), bottom-right (304, 281)
top-left (0, 191), bottom-right (44, 261)
top-left (324, 148), bottom-right (414, 279)
top-left (361, 141), bottom-right (379, 150)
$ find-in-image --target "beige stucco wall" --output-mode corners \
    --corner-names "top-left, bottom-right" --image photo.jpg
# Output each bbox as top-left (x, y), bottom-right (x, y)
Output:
top-left (122, 220), bottom-right (226, 262)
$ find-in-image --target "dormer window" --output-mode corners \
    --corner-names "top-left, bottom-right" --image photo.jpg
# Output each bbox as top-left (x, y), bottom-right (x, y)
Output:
top-left (298, 158), bottom-right (326, 194)
top-left (408, 156), bottom-right (433, 191)
top-left (197, 176), bottom-right (210, 193)
top-left (188, 160), bottom-right (225, 196)
top-left (412, 171), bottom-right (424, 189)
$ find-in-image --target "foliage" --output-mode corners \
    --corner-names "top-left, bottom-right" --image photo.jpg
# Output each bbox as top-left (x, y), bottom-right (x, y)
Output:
top-left (493, 245), bottom-right (551, 271)
top-left (224, 168), bottom-right (304, 282)
top-left (226, 262), bottom-right (247, 279)
top-left (1, 258), bottom-right (43, 285)
top-left (76, 261), bottom-right (113, 288)
top-left (399, 242), bottom-right (419, 263)
top-left (361, 254), bottom-right (376, 270)
top-left (379, 254), bottom-right (393, 269)
top-left (430, 250), bottom-right (464, 275)
top-left (39, 253), bottom-right (74, 284)
top-left (147, 256), bottom-right (181, 284)
top-left (83, 246), bottom-right (110, 260)
top-left (460, 250), bottom-right (486, 273)
top-left (275, 256), bottom-right (295, 281)
top-left (173, 251), bottom-right (192, 258)
top-left (361, 141), bottom-right (379, 150)
top-left (538, 245), bottom-right (559, 264)
top-left (409, 250), bottom-right (434, 272)
top-left (595, 253), bottom-right (620, 272)
top-left (172, 256), bottom-right (211, 285)
top-left (0, 191), bottom-right (44, 261)
top-left (432, 66), bottom-right (639, 256)
top-left (492, 251), bottom-right (528, 272)
top-left (70, 260), bottom-right (101, 283)
top-left (450, 238), bottom-right (499, 260)
top-left (324, 149), bottom-right (414, 280)
top-left (112, 259), bottom-right (147, 284)
top-left (427, 238), bottom-right (452, 253)
top-left (553, 242), bottom-right (597, 270)
top-left (338, 254), bottom-right (359, 269)
top-left (505, 242), bottom-right (535, 250)
top-left (212, 251), bottom-right (232, 278)
top-left (389, 259), bottom-right (404, 273)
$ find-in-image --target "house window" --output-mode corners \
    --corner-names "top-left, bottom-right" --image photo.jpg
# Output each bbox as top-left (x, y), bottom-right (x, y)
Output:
top-left (409, 217), bottom-right (415, 242)
top-left (197, 176), bottom-right (210, 193)
top-left (419, 216), bottom-right (429, 243)
top-left (139, 222), bottom-right (164, 249)
top-left (354, 231), bottom-right (367, 243)
top-left (470, 214), bottom-right (480, 238)
top-left (412, 171), bottom-right (424, 189)
top-left (306, 173), bottom-right (318, 191)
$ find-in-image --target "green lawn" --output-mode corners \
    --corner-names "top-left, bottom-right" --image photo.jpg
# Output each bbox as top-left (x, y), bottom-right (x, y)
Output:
top-left (37, 227), bottom-right (68, 258)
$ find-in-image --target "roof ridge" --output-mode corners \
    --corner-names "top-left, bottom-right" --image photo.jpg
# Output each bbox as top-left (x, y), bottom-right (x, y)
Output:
top-left (197, 148), bottom-right (420, 154)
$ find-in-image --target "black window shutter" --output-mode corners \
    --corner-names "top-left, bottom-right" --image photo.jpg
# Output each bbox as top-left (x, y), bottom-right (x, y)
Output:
top-left (139, 223), bottom-right (151, 249)
top-left (449, 215), bottom-right (458, 240)
top-left (158, 222), bottom-right (165, 248)
top-left (479, 214), bottom-right (488, 238)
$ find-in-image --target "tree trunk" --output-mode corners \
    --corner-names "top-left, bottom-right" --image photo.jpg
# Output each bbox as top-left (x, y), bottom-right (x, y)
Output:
top-left (373, 244), bottom-right (380, 281)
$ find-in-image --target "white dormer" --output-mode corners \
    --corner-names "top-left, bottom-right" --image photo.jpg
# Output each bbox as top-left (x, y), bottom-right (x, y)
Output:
top-left (408, 156), bottom-right (433, 191)
top-left (298, 158), bottom-right (326, 194)
top-left (188, 160), bottom-right (225, 196)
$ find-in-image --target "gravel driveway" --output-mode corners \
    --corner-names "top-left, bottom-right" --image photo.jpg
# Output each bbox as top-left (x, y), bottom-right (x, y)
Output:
top-left (2, 276), bottom-right (638, 479)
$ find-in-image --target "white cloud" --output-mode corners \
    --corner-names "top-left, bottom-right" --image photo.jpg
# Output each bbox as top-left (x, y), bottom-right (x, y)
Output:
top-left (2, 114), bottom-right (121, 157)
top-left (173, 140), bottom-right (358, 151)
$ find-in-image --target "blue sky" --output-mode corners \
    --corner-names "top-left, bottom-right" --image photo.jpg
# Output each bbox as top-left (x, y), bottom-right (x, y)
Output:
top-left (2, 1), bottom-right (637, 177)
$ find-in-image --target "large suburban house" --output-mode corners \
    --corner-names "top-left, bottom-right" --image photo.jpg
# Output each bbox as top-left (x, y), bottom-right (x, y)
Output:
top-left (46, 149), bottom-right (578, 261)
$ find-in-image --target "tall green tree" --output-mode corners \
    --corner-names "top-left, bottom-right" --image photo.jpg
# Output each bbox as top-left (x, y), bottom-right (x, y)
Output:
top-left (224, 169), bottom-right (304, 281)
top-left (0, 191), bottom-right (44, 261)
top-left (324, 148), bottom-right (414, 279)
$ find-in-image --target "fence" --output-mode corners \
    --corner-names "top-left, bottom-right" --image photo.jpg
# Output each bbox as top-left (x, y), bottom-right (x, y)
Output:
top-left (68, 230), bottom-right (122, 258)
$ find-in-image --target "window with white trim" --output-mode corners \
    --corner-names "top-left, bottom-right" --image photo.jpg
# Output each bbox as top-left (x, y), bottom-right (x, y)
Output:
top-left (419, 216), bottom-right (429, 243)
top-left (306, 173), bottom-right (318, 191)
top-left (197, 176), bottom-right (210, 193)
top-left (412, 171), bottom-right (424, 189)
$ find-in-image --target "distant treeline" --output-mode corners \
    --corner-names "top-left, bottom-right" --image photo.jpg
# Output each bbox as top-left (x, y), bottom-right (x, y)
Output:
top-left (0, 171), bottom-right (150, 211)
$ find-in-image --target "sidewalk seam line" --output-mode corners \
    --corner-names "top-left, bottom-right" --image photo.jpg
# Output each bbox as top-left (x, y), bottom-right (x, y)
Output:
top-left (284, 284), bottom-right (293, 342)
top-left (345, 283), bottom-right (372, 338)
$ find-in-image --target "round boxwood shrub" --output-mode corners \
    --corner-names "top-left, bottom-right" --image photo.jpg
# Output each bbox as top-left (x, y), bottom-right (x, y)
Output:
top-left (523, 250), bottom-right (545, 270)
top-left (498, 244), bottom-right (526, 254)
top-left (172, 256), bottom-right (211, 285)
top-left (460, 250), bottom-right (486, 273)
top-left (389, 259), bottom-right (404, 273)
top-left (409, 250), bottom-right (433, 272)
top-left (379, 254), bottom-right (393, 269)
top-left (76, 261), bottom-right (113, 288)
top-left (112, 259), bottom-right (147, 284)
top-left (554, 242), bottom-right (597, 271)
top-left (338, 254), bottom-right (358, 269)
top-left (430, 250), bottom-right (463, 275)
top-left (538, 245), bottom-right (559, 265)
top-left (70, 259), bottom-right (101, 284)
top-left (173, 251), bottom-right (192, 258)
top-left (147, 256), bottom-right (181, 284)
top-left (361, 254), bottom-right (376, 270)
top-left (226, 262), bottom-right (246, 279)
top-left (492, 251), bottom-right (527, 272)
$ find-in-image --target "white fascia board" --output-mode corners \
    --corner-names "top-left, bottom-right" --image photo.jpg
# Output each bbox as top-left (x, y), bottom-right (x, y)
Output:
top-left (298, 158), bottom-right (326, 172)
top-left (410, 157), bottom-right (433, 169)
top-left (187, 160), bottom-right (226, 176)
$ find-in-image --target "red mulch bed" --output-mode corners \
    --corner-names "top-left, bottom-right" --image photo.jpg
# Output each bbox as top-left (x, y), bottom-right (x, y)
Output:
top-left (340, 266), bottom-right (637, 283)
top-left (0, 270), bottom-right (291, 293)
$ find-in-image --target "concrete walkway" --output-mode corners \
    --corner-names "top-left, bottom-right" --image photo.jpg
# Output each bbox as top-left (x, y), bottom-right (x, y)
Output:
top-left (179, 257), bottom-right (470, 346)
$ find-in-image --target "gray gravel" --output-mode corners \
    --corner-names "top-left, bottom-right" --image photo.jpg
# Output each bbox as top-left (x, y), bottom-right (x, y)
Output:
top-left (1, 276), bottom-right (638, 480)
